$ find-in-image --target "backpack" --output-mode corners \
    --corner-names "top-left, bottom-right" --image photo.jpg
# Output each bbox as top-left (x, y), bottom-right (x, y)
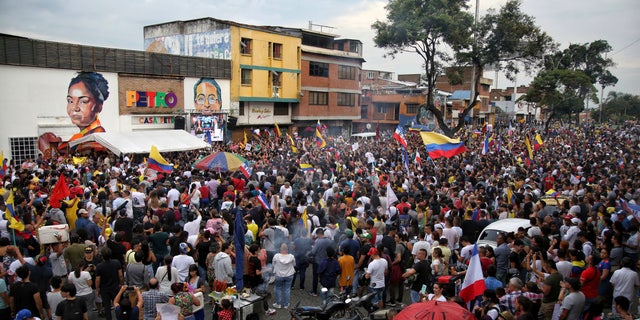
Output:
top-left (271, 227), bottom-right (287, 250)
top-left (400, 243), bottom-right (414, 269)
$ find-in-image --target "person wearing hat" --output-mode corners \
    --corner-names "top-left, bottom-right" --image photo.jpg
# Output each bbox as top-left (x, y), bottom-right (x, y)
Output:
top-left (14, 309), bottom-right (39, 320)
top-left (364, 246), bottom-right (387, 309)
top-left (339, 229), bottom-right (360, 263)
top-left (171, 242), bottom-right (195, 282)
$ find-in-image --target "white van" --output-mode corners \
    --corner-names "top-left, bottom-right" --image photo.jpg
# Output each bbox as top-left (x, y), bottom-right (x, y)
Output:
top-left (476, 218), bottom-right (531, 248)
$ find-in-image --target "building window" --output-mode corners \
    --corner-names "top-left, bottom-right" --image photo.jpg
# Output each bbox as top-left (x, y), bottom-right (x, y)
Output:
top-left (240, 38), bottom-right (252, 55)
top-left (338, 65), bottom-right (356, 80)
top-left (10, 137), bottom-right (38, 163)
top-left (271, 42), bottom-right (282, 59)
top-left (239, 102), bottom-right (245, 116)
top-left (241, 69), bottom-right (252, 86)
top-left (309, 91), bottom-right (328, 105)
top-left (350, 41), bottom-right (361, 54)
top-left (274, 102), bottom-right (289, 116)
top-left (366, 71), bottom-right (375, 79)
top-left (337, 93), bottom-right (356, 106)
top-left (309, 61), bottom-right (329, 77)
top-left (376, 104), bottom-right (388, 114)
top-left (406, 103), bottom-right (419, 114)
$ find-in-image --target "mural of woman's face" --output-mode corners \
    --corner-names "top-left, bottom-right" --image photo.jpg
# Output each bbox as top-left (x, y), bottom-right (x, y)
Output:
top-left (67, 82), bottom-right (101, 128)
top-left (194, 81), bottom-right (220, 115)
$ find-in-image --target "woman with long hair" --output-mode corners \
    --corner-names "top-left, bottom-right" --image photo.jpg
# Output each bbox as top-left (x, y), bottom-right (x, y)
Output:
top-left (186, 264), bottom-right (206, 320)
top-left (431, 247), bottom-right (445, 277)
top-left (67, 261), bottom-right (95, 320)
top-left (156, 255), bottom-right (180, 296)
top-left (141, 240), bottom-right (156, 278)
top-left (426, 282), bottom-right (447, 302)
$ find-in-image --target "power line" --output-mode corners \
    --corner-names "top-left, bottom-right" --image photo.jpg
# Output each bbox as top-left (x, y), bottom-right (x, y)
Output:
top-left (613, 37), bottom-right (640, 55)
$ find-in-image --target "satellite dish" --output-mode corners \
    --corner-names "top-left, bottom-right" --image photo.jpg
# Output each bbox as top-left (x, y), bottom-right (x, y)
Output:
top-left (366, 124), bottom-right (372, 130)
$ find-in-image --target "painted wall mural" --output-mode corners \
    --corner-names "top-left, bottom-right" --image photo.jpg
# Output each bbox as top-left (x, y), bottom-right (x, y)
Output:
top-left (144, 29), bottom-right (231, 60)
top-left (191, 78), bottom-right (225, 142)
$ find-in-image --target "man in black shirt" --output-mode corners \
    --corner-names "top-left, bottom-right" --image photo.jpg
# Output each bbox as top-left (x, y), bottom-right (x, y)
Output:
top-left (9, 265), bottom-right (43, 319)
top-left (402, 248), bottom-right (431, 304)
top-left (95, 247), bottom-right (123, 320)
top-left (114, 210), bottom-right (134, 243)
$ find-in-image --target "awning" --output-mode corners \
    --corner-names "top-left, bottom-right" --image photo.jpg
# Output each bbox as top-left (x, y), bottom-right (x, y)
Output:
top-left (68, 130), bottom-right (211, 156)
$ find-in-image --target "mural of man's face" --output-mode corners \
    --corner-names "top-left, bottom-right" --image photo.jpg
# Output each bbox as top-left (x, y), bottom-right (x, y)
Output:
top-left (194, 81), bottom-right (220, 115)
top-left (67, 82), bottom-right (101, 129)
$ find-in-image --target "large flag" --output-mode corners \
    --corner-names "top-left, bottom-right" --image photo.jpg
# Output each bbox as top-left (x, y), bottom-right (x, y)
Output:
top-left (50, 173), bottom-right (70, 209)
top-left (525, 135), bottom-right (534, 164)
top-left (508, 122), bottom-right (514, 136)
top-left (257, 190), bottom-right (271, 210)
top-left (459, 244), bottom-right (486, 302)
top-left (482, 133), bottom-right (490, 155)
top-left (234, 206), bottom-right (245, 291)
top-left (287, 134), bottom-right (298, 153)
top-left (415, 151), bottom-right (422, 166)
top-left (393, 125), bottom-right (408, 148)
top-left (5, 189), bottom-right (25, 232)
top-left (420, 132), bottom-right (466, 159)
top-left (386, 183), bottom-right (398, 207)
top-left (534, 133), bottom-right (544, 151)
top-left (274, 122), bottom-right (281, 139)
top-left (239, 161), bottom-right (252, 179)
top-left (300, 163), bottom-right (314, 172)
top-left (315, 128), bottom-right (327, 148)
top-left (147, 145), bottom-right (173, 174)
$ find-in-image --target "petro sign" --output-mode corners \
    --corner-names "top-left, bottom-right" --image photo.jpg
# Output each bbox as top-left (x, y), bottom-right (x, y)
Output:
top-left (126, 90), bottom-right (178, 108)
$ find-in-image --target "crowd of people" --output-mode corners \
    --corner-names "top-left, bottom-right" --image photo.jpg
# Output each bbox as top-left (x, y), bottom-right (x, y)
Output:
top-left (0, 121), bottom-right (639, 320)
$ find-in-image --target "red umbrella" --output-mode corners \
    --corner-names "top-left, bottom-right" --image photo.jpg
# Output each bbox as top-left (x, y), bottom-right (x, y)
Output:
top-left (394, 300), bottom-right (475, 320)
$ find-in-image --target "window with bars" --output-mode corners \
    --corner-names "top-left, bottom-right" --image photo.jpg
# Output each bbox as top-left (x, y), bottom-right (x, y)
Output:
top-left (337, 93), bottom-right (356, 106)
top-left (406, 103), bottom-right (419, 114)
top-left (366, 71), bottom-right (375, 79)
top-left (309, 61), bottom-right (329, 77)
top-left (338, 65), bottom-right (356, 80)
top-left (309, 91), bottom-right (328, 105)
top-left (241, 69), bottom-right (252, 86)
top-left (10, 137), bottom-right (38, 163)
top-left (240, 38), bottom-right (252, 55)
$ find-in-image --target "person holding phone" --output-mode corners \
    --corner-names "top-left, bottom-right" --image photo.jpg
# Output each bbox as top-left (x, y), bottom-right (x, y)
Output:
top-left (402, 248), bottom-right (430, 303)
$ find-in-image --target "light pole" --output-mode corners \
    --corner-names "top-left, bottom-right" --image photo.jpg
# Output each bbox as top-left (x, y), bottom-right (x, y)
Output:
top-left (599, 84), bottom-right (605, 123)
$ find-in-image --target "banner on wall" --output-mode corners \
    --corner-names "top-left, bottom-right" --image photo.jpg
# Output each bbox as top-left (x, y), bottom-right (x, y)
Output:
top-left (191, 113), bottom-right (225, 142)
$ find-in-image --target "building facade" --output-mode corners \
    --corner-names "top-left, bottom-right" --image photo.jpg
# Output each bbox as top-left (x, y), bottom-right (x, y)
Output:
top-left (144, 18), bottom-right (302, 140)
top-left (0, 34), bottom-right (230, 161)
top-left (490, 86), bottom-right (540, 125)
top-left (435, 67), bottom-right (494, 126)
top-left (356, 70), bottom-right (427, 133)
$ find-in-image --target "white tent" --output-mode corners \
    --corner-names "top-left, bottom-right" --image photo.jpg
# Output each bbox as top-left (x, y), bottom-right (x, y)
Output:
top-left (68, 130), bottom-right (211, 156)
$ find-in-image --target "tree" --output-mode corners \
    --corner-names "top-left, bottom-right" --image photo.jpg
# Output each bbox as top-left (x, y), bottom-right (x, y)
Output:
top-left (592, 91), bottom-right (640, 122)
top-left (372, 0), bottom-right (553, 137)
top-left (524, 40), bottom-right (618, 130)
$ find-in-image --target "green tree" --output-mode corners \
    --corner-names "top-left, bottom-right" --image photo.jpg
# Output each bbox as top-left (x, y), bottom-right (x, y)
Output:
top-left (592, 91), bottom-right (640, 122)
top-left (524, 40), bottom-right (618, 130)
top-left (372, 0), bottom-right (553, 137)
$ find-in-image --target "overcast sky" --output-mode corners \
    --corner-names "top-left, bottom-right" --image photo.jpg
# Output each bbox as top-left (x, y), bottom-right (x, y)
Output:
top-left (1, 0), bottom-right (638, 97)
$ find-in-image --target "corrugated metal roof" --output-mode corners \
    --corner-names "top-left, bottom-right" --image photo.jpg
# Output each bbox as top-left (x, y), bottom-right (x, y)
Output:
top-left (450, 90), bottom-right (471, 100)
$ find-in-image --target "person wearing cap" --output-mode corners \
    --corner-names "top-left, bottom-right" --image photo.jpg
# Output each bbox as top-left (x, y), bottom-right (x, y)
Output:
top-left (364, 246), bottom-right (387, 309)
top-left (171, 242), bottom-right (195, 282)
top-left (14, 309), bottom-right (39, 320)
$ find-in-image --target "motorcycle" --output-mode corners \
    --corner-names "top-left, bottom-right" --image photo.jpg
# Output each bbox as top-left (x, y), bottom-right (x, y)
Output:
top-left (336, 291), bottom-right (377, 320)
top-left (289, 289), bottom-right (349, 320)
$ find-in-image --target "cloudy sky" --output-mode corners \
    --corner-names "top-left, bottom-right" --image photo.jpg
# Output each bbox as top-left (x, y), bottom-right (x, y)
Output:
top-left (1, 0), bottom-right (638, 97)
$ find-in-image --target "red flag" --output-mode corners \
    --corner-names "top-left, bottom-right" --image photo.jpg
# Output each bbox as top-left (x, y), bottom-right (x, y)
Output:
top-left (49, 174), bottom-right (70, 208)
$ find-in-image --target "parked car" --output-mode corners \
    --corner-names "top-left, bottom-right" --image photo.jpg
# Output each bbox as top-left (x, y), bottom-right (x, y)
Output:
top-left (476, 218), bottom-right (531, 249)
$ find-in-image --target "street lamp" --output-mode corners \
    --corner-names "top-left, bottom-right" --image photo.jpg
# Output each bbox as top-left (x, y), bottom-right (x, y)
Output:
top-left (599, 84), bottom-right (605, 123)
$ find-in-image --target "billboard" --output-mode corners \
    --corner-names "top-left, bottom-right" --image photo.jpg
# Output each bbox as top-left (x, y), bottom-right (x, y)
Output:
top-left (145, 29), bottom-right (231, 60)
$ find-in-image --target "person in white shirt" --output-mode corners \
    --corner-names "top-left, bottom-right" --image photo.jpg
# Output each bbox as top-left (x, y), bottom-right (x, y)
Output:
top-left (171, 243), bottom-right (195, 282)
top-left (166, 183), bottom-right (180, 209)
top-left (183, 208), bottom-right (202, 238)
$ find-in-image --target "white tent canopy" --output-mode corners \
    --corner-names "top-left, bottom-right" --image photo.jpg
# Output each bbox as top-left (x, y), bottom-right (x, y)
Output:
top-left (68, 130), bottom-right (211, 156)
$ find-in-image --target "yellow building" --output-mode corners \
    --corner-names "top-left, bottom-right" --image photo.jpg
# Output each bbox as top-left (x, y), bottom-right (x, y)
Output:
top-left (144, 18), bottom-right (301, 139)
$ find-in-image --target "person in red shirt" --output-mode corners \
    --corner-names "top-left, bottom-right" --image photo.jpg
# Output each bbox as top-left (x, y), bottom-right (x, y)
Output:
top-left (478, 246), bottom-right (494, 276)
top-left (198, 182), bottom-right (210, 208)
top-left (579, 255), bottom-right (601, 310)
top-left (217, 298), bottom-right (234, 320)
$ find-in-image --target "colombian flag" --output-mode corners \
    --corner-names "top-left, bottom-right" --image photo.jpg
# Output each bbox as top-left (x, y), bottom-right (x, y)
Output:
top-left (534, 133), bottom-right (544, 151)
top-left (0, 151), bottom-right (7, 180)
top-left (5, 189), bottom-right (25, 232)
top-left (287, 134), bottom-right (298, 153)
top-left (315, 128), bottom-right (327, 148)
top-left (148, 145), bottom-right (173, 173)
top-left (274, 122), bottom-right (281, 139)
top-left (300, 163), bottom-right (314, 172)
top-left (420, 132), bottom-right (466, 159)
top-left (525, 135), bottom-right (534, 165)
